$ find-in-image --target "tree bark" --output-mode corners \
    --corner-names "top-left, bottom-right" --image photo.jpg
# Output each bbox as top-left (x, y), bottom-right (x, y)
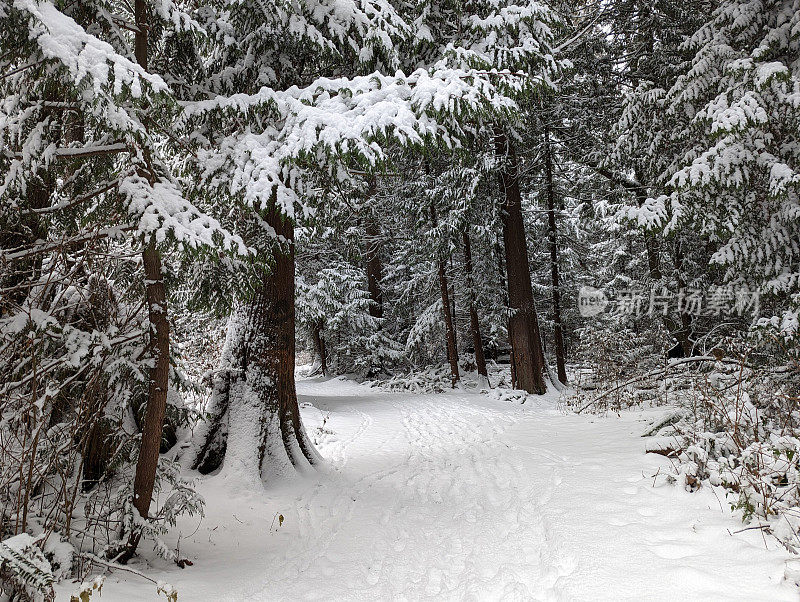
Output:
top-left (320, 332), bottom-right (327, 376)
top-left (189, 205), bottom-right (317, 481)
top-left (364, 212), bottom-right (384, 377)
top-left (462, 230), bottom-right (488, 381)
top-left (121, 0), bottom-right (173, 563)
top-left (633, 168), bottom-right (662, 281)
top-left (544, 128), bottom-right (567, 385)
top-left (587, 162), bottom-right (661, 281)
top-left (494, 130), bottom-right (546, 394)
top-left (248, 209), bottom-right (315, 469)
top-left (671, 239), bottom-right (694, 356)
top-left (121, 241), bottom-right (170, 562)
top-left (365, 179), bottom-right (383, 323)
top-left (312, 322), bottom-right (327, 376)
top-left (494, 242), bottom-right (516, 388)
top-left (431, 205), bottom-right (460, 387)
top-left (2, 171), bottom-right (52, 310)
top-left (365, 218), bottom-right (383, 321)
top-left (448, 256), bottom-right (457, 332)
top-left (1, 97), bottom-right (54, 312)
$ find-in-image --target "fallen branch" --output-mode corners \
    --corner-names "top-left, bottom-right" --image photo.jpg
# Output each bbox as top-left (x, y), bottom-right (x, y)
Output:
top-left (731, 524), bottom-right (772, 535)
top-left (79, 553), bottom-right (158, 585)
top-left (574, 356), bottom-right (753, 414)
top-left (641, 409), bottom-right (685, 437)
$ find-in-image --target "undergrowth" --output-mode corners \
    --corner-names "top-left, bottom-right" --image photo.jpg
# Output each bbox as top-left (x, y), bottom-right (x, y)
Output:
top-left (569, 335), bottom-right (800, 551)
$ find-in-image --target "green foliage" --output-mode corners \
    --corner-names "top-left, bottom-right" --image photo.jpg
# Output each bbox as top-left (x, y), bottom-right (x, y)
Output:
top-left (0, 534), bottom-right (55, 602)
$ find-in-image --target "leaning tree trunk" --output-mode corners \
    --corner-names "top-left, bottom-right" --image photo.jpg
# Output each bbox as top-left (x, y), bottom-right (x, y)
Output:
top-left (120, 0), bottom-right (172, 563)
top-left (462, 230), bottom-right (488, 382)
top-left (544, 128), bottom-right (567, 385)
top-left (494, 130), bottom-right (546, 395)
top-left (431, 205), bottom-right (460, 387)
top-left (189, 205), bottom-right (318, 483)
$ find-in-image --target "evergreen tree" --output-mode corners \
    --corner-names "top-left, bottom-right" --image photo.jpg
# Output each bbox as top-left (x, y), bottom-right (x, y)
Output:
top-left (0, 0), bottom-right (239, 562)
top-left (182, 0), bottom-right (539, 479)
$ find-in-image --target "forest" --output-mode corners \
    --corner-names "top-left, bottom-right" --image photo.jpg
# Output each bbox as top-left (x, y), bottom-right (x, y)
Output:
top-left (1, 0), bottom-right (800, 599)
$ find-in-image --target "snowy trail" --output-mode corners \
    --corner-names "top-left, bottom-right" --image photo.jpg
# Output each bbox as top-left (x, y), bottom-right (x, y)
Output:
top-left (77, 377), bottom-right (797, 601)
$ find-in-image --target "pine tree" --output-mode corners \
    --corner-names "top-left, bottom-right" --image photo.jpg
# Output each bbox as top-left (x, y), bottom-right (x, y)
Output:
top-left (182, 0), bottom-right (535, 479)
top-left (1, 0), bottom-right (238, 561)
top-left (661, 0), bottom-right (800, 346)
top-left (406, 0), bottom-right (565, 393)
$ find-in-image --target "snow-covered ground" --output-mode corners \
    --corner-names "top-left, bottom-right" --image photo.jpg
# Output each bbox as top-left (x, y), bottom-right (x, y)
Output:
top-left (61, 377), bottom-right (798, 601)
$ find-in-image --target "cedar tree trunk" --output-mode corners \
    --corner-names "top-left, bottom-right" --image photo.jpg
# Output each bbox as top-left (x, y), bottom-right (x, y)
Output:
top-left (462, 230), bottom-right (488, 381)
top-left (189, 205), bottom-right (317, 482)
top-left (494, 130), bottom-right (546, 394)
top-left (544, 128), bottom-right (567, 385)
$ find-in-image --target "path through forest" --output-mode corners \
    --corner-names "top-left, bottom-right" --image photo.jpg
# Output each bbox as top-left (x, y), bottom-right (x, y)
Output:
top-left (76, 377), bottom-right (797, 601)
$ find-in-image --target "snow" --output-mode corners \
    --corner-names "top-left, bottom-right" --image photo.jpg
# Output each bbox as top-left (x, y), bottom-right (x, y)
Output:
top-left (118, 174), bottom-right (248, 254)
top-left (0, 533), bottom-right (55, 600)
top-left (59, 376), bottom-right (796, 601)
top-left (42, 538), bottom-right (74, 581)
top-left (15, 0), bottom-right (166, 95)
top-left (184, 68), bottom-right (519, 218)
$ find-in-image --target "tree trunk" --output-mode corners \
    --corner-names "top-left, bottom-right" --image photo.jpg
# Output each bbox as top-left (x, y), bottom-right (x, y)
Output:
top-left (121, 241), bottom-right (170, 562)
top-left (431, 205), bottom-right (460, 387)
top-left (365, 179), bottom-right (383, 323)
top-left (120, 0), bottom-right (172, 563)
top-left (365, 218), bottom-right (383, 321)
top-left (364, 213), bottom-right (384, 377)
top-left (494, 130), bottom-right (546, 395)
top-left (462, 230), bottom-right (488, 382)
top-left (189, 205), bottom-right (317, 483)
top-left (494, 242), bottom-right (516, 388)
top-left (588, 163), bottom-right (661, 282)
top-left (1, 145), bottom-right (52, 312)
top-left (312, 322), bottom-right (327, 376)
top-left (633, 168), bottom-right (662, 281)
top-left (320, 332), bottom-right (327, 376)
top-left (448, 256), bottom-right (457, 332)
top-left (544, 128), bottom-right (567, 385)
top-left (671, 239), bottom-right (694, 356)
